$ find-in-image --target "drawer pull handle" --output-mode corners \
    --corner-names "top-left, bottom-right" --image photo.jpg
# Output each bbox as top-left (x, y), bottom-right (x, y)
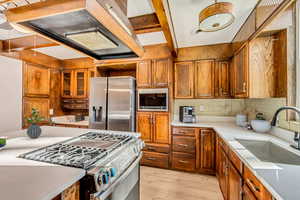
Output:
top-left (246, 179), bottom-right (260, 193)
top-left (147, 147), bottom-right (155, 151)
top-left (178, 160), bottom-right (189, 164)
top-left (178, 144), bottom-right (188, 147)
top-left (146, 157), bottom-right (156, 161)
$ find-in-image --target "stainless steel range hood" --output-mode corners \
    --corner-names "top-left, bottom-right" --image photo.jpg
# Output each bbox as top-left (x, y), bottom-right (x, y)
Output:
top-left (5, 0), bottom-right (144, 60)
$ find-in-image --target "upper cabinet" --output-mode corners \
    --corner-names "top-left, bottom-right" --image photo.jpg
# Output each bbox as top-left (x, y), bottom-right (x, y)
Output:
top-left (61, 69), bottom-right (89, 98)
top-left (233, 44), bottom-right (249, 98)
top-left (23, 63), bottom-right (50, 97)
top-left (232, 30), bottom-right (287, 98)
top-left (195, 60), bottom-right (215, 98)
top-left (215, 61), bottom-right (230, 98)
top-left (137, 58), bottom-right (171, 88)
top-left (174, 60), bottom-right (230, 99)
top-left (174, 62), bottom-right (194, 98)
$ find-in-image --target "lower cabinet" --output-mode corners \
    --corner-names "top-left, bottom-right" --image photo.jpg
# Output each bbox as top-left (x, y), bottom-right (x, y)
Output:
top-left (171, 152), bottom-right (196, 172)
top-left (199, 129), bottom-right (215, 173)
top-left (228, 162), bottom-right (243, 200)
top-left (243, 184), bottom-right (258, 200)
top-left (141, 151), bottom-right (169, 169)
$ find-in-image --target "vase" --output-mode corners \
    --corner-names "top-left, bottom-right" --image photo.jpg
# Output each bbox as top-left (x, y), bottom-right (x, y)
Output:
top-left (27, 124), bottom-right (42, 139)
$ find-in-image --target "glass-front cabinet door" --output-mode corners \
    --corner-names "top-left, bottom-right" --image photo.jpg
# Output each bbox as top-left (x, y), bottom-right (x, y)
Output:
top-left (62, 70), bottom-right (73, 98)
top-left (74, 70), bottom-right (87, 98)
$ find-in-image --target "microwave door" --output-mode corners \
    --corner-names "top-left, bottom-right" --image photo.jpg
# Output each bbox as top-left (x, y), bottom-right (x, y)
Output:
top-left (89, 77), bottom-right (107, 129)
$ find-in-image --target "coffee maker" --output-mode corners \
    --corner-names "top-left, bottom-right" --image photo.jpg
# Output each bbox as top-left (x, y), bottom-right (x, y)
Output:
top-left (179, 106), bottom-right (196, 123)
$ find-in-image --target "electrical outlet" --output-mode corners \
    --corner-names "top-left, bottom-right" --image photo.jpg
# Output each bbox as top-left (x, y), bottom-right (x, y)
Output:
top-left (199, 105), bottom-right (205, 112)
top-left (49, 109), bottom-right (54, 116)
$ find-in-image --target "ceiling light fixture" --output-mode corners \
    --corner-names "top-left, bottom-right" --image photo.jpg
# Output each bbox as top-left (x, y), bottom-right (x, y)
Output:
top-left (198, 0), bottom-right (235, 32)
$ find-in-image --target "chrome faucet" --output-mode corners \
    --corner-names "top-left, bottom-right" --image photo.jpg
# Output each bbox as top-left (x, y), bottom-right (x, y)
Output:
top-left (271, 106), bottom-right (300, 150)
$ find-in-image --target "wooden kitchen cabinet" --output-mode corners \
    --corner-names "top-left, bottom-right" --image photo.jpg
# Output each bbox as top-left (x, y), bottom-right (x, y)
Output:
top-left (194, 60), bottom-right (215, 98)
top-left (218, 148), bottom-right (229, 200)
top-left (199, 129), bottom-right (215, 173)
top-left (23, 62), bottom-right (50, 97)
top-left (215, 61), bottom-right (230, 98)
top-left (61, 69), bottom-right (88, 98)
top-left (137, 112), bottom-right (170, 144)
top-left (152, 58), bottom-right (170, 88)
top-left (228, 162), bottom-right (243, 200)
top-left (61, 181), bottom-right (80, 200)
top-left (243, 184), bottom-right (257, 200)
top-left (174, 62), bottom-right (194, 98)
top-left (233, 44), bottom-right (249, 98)
top-left (137, 60), bottom-right (152, 88)
top-left (137, 58), bottom-right (171, 88)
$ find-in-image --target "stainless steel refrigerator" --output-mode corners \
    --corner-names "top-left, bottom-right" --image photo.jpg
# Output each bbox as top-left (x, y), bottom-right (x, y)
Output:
top-left (89, 77), bottom-right (135, 131)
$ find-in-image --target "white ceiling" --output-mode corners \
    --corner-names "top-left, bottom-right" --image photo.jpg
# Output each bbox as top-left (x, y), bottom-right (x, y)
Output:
top-left (168, 0), bottom-right (259, 48)
top-left (34, 46), bottom-right (86, 60)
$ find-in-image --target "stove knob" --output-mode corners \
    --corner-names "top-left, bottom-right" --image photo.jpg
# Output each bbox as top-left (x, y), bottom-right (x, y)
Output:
top-left (109, 167), bottom-right (117, 177)
top-left (102, 173), bottom-right (109, 184)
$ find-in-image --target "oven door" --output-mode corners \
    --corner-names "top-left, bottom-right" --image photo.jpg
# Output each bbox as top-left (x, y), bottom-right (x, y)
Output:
top-left (93, 155), bottom-right (141, 200)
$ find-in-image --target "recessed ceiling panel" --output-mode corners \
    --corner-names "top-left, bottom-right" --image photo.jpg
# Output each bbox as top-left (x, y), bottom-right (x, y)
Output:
top-left (127, 0), bottom-right (154, 17)
top-left (34, 45), bottom-right (86, 60)
top-left (137, 31), bottom-right (166, 46)
top-left (168, 0), bottom-right (259, 47)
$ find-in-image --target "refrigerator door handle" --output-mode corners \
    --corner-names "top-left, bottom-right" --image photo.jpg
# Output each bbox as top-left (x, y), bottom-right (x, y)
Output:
top-left (98, 106), bottom-right (103, 122)
top-left (93, 106), bottom-right (97, 122)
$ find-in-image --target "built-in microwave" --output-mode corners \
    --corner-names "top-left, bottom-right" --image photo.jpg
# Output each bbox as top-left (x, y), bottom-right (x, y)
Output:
top-left (137, 88), bottom-right (168, 111)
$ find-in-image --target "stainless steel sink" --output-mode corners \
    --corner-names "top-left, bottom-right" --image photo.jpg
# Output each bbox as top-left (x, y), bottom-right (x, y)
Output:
top-left (236, 139), bottom-right (300, 165)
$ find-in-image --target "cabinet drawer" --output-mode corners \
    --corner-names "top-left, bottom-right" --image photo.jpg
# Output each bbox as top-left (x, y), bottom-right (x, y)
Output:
top-left (172, 127), bottom-right (195, 136)
top-left (144, 143), bottom-right (170, 154)
top-left (171, 152), bottom-right (195, 172)
top-left (172, 136), bottom-right (196, 154)
top-left (141, 151), bottom-right (169, 169)
top-left (229, 149), bottom-right (243, 174)
top-left (244, 166), bottom-right (272, 200)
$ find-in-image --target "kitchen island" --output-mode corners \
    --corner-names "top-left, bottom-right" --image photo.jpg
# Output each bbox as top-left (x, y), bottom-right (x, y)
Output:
top-left (0, 126), bottom-right (94, 200)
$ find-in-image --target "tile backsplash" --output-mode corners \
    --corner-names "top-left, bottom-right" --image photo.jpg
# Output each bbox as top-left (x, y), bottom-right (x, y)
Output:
top-left (173, 99), bottom-right (245, 116)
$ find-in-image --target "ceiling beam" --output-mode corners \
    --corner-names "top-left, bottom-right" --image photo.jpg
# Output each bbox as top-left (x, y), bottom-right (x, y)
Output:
top-left (151, 0), bottom-right (177, 56)
top-left (129, 13), bottom-right (162, 34)
top-left (2, 35), bottom-right (58, 51)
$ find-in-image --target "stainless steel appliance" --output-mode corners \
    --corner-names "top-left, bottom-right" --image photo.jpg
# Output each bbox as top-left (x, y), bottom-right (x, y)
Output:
top-left (19, 131), bottom-right (144, 200)
top-left (89, 77), bottom-right (135, 132)
top-left (137, 88), bottom-right (168, 111)
top-left (179, 106), bottom-right (196, 123)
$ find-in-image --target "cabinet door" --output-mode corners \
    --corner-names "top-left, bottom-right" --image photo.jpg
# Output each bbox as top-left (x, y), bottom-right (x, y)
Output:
top-left (234, 45), bottom-right (249, 98)
top-left (61, 70), bottom-right (73, 98)
top-left (153, 112), bottom-right (169, 144)
top-left (215, 61), bottom-right (230, 97)
top-left (243, 184), bottom-right (257, 200)
top-left (152, 58), bottom-right (170, 88)
top-left (195, 60), bottom-right (215, 98)
top-left (137, 112), bottom-right (152, 143)
top-left (74, 70), bottom-right (87, 98)
top-left (219, 149), bottom-right (228, 200)
top-left (228, 163), bottom-right (243, 200)
top-left (200, 129), bottom-right (215, 171)
top-left (137, 60), bottom-right (152, 88)
top-left (174, 62), bottom-right (194, 98)
top-left (23, 97), bottom-right (49, 127)
top-left (61, 182), bottom-right (80, 200)
top-left (23, 63), bottom-right (50, 97)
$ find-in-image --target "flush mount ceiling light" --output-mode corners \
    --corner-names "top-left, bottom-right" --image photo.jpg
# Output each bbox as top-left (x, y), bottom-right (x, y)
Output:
top-left (198, 0), bottom-right (235, 32)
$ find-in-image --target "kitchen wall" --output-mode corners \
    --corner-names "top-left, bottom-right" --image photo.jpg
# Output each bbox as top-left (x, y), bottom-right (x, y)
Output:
top-left (173, 99), bottom-right (245, 117)
top-left (0, 56), bottom-right (22, 134)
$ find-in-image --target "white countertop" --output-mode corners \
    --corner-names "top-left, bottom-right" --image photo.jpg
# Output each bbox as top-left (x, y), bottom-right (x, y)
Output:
top-left (0, 126), bottom-right (93, 200)
top-left (172, 121), bottom-right (300, 200)
top-left (53, 120), bottom-right (89, 126)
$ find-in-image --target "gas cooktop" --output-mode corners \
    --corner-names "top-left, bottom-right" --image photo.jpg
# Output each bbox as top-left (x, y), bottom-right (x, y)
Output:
top-left (19, 132), bottom-right (136, 169)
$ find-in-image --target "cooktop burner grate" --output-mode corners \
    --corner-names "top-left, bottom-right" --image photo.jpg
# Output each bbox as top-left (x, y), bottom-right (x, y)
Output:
top-left (19, 132), bottom-right (133, 169)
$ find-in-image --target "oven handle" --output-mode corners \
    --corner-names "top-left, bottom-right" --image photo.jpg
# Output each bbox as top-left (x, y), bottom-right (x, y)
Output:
top-left (93, 153), bottom-right (142, 200)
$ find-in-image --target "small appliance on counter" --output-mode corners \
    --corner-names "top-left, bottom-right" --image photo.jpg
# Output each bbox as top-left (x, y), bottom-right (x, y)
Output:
top-left (236, 114), bottom-right (247, 127)
top-left (179, 106), bottom-right (196, 123)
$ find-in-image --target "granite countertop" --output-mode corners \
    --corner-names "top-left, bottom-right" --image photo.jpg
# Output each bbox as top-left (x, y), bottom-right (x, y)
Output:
top-left (53, 120), bottom-right (89, 126)
top-left (51, 115), bottom-right (89, 127)
top-left (0, 126), bottom-right (93, 200)
top-left (172, 121), bottom-right (300, 200)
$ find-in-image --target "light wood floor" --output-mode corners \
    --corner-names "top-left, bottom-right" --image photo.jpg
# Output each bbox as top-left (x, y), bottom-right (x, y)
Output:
top-left (140, 166), bottom-right (223, 200)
